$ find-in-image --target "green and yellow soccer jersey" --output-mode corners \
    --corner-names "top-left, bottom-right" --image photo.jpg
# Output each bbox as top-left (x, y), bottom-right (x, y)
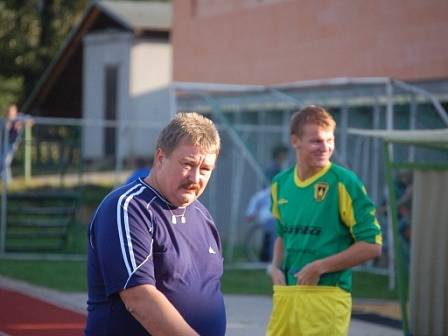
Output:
top-left (271, 163), bottom-right (382, 292)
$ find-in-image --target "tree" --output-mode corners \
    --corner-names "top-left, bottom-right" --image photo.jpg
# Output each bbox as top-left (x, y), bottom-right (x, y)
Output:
top-left (0, 0), bottom-right (88, 112)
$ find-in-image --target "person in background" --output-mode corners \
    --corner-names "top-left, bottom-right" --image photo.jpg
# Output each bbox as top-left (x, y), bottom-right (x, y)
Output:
top-left (1, 104), bottom-right (27, 182)
top-left (376, 170), bottom-right (413, 267)
top-left (267, 105), bottom-right (382, 336)
top-left (245, 144), bottom-right (289, 262)
top-left (124, 156), bottom-right (153, 184)
top-left (244, 186), bottom-right (276, 262)
top-left (265, 144), bottom-right (289, 181)
top-left (395, 171), bottom-right (413, 275)
top-left (86, 112), bottom-right (226, 336)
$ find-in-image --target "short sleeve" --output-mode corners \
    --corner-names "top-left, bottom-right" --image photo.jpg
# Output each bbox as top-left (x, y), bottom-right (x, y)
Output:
top-left (93, 194), bottom-right (155, 296)
top-left (271, 181), bottom-right (284, 237)
top-left (338, 176), bottom-right (382, 245)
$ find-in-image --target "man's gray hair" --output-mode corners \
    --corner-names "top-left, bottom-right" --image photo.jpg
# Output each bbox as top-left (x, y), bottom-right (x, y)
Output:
top-left (157, 112), bottom-right (221, 156)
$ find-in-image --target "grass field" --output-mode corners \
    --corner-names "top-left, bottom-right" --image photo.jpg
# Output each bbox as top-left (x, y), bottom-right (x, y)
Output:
top-left (0, 183), bottom-right (399, 300)
top-left (0, 258), bottom-right (398, 300)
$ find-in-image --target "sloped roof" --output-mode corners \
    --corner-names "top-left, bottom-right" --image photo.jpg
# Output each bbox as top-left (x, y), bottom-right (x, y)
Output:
top-left (22, 1), bottom-right (171, 115)
top-left (97, 1), bottom-right (171, 31)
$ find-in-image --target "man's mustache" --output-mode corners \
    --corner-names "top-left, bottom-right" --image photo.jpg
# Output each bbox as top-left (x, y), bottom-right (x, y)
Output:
top-left (180, 182), bottom-right (200, 191)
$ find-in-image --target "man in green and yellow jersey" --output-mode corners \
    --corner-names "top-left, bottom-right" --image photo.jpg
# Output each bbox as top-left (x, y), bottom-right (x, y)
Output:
top-left (267, 105), bottom-right (382, 336)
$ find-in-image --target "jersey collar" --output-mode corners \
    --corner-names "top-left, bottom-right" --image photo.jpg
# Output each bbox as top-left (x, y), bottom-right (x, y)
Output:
top-left (294, 163), bottom-right (332, 188)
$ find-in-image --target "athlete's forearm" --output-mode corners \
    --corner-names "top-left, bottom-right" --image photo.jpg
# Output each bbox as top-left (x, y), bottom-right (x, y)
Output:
top-left (271, 237), bottom-right (286, 285)
top-left (271, 237), bottom-right (284, 269)
top-left (318, 241), bottom-right (382, 274)
top-left (120, 284), bottom-right (198, 336)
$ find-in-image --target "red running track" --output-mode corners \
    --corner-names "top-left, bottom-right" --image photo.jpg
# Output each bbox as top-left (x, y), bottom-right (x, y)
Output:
top-left (0, 288), bottom-right (85, 336)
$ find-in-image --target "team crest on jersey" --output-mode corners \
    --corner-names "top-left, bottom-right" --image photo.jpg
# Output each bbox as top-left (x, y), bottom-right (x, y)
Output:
top-left (314, 182), bottom-right (329, 201)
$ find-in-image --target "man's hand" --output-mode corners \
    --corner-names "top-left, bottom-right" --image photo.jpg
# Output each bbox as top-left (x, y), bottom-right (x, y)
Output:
top-left (271, 266), bottom-right (286, 285)
top-left (295, 260), bottom-right (324, 285)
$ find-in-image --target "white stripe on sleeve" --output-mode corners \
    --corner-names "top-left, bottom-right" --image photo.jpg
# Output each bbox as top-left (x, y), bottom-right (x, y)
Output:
top-left (117, 184), bottom-right (143, 276)
top-left (123, 186), bottom-right (146, 271)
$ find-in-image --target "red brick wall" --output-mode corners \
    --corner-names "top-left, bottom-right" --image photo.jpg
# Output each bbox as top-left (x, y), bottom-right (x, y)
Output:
top-left (172, 0), bottom-right (448, 84)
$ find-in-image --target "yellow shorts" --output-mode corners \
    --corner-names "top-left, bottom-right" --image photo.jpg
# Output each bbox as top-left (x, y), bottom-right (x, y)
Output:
top-left (266, 285), bottom-right (351, 336)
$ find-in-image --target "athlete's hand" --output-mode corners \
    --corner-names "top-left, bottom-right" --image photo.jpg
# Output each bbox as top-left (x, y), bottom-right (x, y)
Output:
top-left (295, 260), bottom-right (324, 285)
top-left (271, 266), bottom-right (286, 285)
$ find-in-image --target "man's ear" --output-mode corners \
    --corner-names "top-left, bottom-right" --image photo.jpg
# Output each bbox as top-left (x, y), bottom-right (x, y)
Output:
top-left (153, 148), bottom-right (165, 168)
top-left (291, 134), bottom-right (300, 149)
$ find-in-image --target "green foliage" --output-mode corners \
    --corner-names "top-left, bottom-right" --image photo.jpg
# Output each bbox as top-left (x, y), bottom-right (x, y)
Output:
top-left (0, 76), bottom-right (22, 112)
top-left (0, 0), bottom-right (88, 108)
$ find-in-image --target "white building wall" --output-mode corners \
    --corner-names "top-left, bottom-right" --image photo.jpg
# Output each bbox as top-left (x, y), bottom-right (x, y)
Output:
top-left (82, 31), bottom-right (132, 159)
top-left (130, 39), bottom-right (172, 96)
top-left (129, 38), bottom-right (172, 157)
top-left (82, 31), bottom-right (172, 160)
